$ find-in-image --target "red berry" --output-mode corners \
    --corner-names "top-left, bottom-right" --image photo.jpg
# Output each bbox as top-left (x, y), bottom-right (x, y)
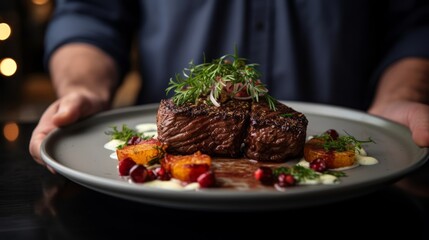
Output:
top-left (127, 136), bottom-right (142, 145)
top-left (129, 165), bottom-right (149, 183)
top-left (325, 129), bottom-right (339, 140)
top-left (154, 167), bottom-right (170, 181)
top-left (146, 169), bottom-right (156, 181)
top-left (276, 173), bottom-right (296, 187)
top-left (254, 166), bottom-right (273, 185)
top-left (118, 157), bottom-right (136, 176)
top-left (310, 158), bottom-right (327, 172)
top-left (197, 171), bottom-right (216, 188)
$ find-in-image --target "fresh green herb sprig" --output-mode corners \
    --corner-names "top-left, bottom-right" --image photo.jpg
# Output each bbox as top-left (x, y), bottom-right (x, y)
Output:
top-left (166, 49), bottom-right (277, 110)
top-left (316, 131), bottom-right (375, 152)
top-left (147, 145), bottom-right (166, 166)
top-left (280, 113), bottom-right (294, 118)
top-left (105, 124), bottom-right (150, 148)
top-left (273, 165), bottom-right (321, 182)
top-left (273, 165), bottom-right (346, 182)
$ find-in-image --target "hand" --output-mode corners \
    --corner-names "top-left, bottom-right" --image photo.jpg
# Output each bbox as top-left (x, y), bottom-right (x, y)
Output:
top-left (369, 100), bottom-right (429, 147)
top-left (29, 91), bottom-right (109, 171)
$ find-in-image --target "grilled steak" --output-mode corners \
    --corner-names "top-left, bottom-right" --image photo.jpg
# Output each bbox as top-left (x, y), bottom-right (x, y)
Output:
top-left (243, 99), bottom-right (308, 162)
top-left (157, 99), bottom-right (250, 157)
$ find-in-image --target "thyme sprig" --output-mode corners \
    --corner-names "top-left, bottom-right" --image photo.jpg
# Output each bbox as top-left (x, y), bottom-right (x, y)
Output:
top-left (166, 49), bottom-right (277, 110)
top-left (105, 124), bottom-right (151, 148)
top-left (315, 131), bottom-right (375, 152)
top-left (273, 165), bottom-right (346, 183)
top-left (105, 124), bottom-right (142, 141)
top-left (273, 165), bottom-right (320, 182)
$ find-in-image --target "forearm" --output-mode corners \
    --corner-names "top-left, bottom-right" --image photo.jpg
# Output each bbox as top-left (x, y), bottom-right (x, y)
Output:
top-left (369, 57), bottom-right (429, 113)
top-left (49, 43), bottom-right (119, 109)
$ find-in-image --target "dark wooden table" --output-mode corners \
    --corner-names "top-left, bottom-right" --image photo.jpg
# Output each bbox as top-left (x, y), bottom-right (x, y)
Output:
top-left (1, 122), bottom-right (428, 239)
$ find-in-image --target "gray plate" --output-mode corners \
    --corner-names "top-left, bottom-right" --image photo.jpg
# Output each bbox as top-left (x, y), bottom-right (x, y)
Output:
top-left (41, 101), bottom-right (429, 211)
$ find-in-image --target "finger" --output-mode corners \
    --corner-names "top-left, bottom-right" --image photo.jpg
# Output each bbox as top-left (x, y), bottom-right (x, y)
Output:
top-left (29, 101), bottom-right (61, 166)
top-left (407, 104), bottom-right (429, 147)
top-left (29, 93), bottom-right (105, 167)
top-left (52, 92), bottom-right (102, 126)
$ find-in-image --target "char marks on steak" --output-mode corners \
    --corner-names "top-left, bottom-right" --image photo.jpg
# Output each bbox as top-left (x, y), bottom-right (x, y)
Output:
top-left (157, 99), bottom-right (250, 157)
top-left (157, 98), bottom-right (308, 162)
top-left (243, 99), bottom-right (308, 162)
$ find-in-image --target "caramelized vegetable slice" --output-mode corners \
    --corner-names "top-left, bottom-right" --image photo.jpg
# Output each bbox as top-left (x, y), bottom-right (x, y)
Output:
top-left (116, 139), bottom-right (166, 165)
top-left (162, 151), bottom-right (211, 182)
top-left (304, 138), bottom-right (355, 169)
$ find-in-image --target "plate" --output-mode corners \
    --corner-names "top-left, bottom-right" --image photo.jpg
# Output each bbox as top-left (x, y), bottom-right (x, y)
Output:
top-left (41, 101), bottom-right (429, 211)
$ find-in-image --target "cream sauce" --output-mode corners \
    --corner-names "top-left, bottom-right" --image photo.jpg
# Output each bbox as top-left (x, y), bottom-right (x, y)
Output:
top-left (105, 124), bottom-right (378, 190)
top-left (136, 123), bottom-right (158, 138)
top-left (134, 178), bottom-right (199, 190)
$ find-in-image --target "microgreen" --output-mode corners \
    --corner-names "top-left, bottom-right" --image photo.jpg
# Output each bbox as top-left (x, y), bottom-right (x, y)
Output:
top-left (105, 124), bottom-right (151, 148)
top-left (166, 48), bottom-right (277, 110)
top-left (273, 165), bottom-right (346, 183)
top-left (315, 131), bottom-right (375, 152)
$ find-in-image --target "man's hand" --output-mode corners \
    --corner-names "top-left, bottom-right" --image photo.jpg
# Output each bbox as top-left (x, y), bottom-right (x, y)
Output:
top-left (369, 57), bottom-right (429, 147)
top-left (29, 91), bottom-right (108, 168)
top-left (369, 100), bottom-right (429, 147)
top-left (29, 43), bottom-right (118, 169)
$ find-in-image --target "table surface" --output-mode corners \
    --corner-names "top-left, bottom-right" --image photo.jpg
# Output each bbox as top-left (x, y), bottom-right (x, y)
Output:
top-left (1, 121), bottom-right (429, 239)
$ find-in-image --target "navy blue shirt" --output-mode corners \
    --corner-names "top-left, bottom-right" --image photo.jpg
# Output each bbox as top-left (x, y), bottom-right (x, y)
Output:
top-left (45, 0), bottom-right (429, 110)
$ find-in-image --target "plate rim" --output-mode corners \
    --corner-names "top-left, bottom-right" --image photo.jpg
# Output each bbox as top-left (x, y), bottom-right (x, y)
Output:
top-left (40, 101), bottom-right (429, 210)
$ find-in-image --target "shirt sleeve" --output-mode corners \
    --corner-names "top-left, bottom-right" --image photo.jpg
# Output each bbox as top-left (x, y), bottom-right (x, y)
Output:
top-left (372, 1), bottom-right (429, 81)
top-left (44, 0), bottom-right (138, 79)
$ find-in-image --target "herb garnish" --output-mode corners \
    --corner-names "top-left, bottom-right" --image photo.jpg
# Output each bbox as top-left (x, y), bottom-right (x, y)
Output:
top-left (147, 145), bottom-right (166, 166)
top-left (280, 113), bottom-right (294, 118)
top-left (315, 131), bottom-right (375, 152)
top-left (166, 48), bottom-right (277, 110)
top-left (105, 124), bottom-right (150, 148)
top-left (273, 165), bottom-right (346, 183)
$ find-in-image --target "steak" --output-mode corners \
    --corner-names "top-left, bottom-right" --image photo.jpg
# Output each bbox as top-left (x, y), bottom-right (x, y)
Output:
top-left (243, 99), bottom-right (308, 162)
top-left (157, 99), bottom-right (250, 157)
top-left (157, 98), bottom-right (308, 162)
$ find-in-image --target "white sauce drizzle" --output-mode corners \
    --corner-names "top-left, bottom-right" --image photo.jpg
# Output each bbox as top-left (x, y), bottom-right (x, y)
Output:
top-left (136, 123), bottom-right (158, 138)
top-left (104, 125), bottom-right (379, 190)
top-left (104, 139), bottom-right (125, 151)
top-left (105, 123), bottom-right (201, 190)
top-left (294, 144), bottom-right (379, 185)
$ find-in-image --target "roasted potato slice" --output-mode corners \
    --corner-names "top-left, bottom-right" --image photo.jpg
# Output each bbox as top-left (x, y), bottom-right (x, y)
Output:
top-left (116, 139), bottom-right (166, 165)
top-left (303, 137), bottom-right (355, 169)
top-left (162, 151), bottom-right (211, 182)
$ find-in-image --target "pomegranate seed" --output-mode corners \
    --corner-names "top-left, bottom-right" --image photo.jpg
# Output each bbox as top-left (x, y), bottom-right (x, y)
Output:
top-left (197, 171), bottom-right (216, 188)
top-left (146, 169), bottom-right (156, 181)
top-left (310, 158), bottom-right (327, 172)
top-left (325, 129), bottom-right (339, 140)
top-left (127, 136), bottom-right (142, 145)
top-left (129, 165), bottom-right (149, 183)
top-left (254, 166), bottom-right (273, 185)
top-left (118, 157), bottom-right (136, 176)
top-left (154, 167), bottom-right (170, 181)
top-left (277, 173), bottom-right (296, 187)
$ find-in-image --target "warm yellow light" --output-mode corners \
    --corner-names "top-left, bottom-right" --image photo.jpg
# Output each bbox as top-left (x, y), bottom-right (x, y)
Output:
top-left (0, 23), bottom-right (11, 41)
top-left (4, 122), bottom-right (19, 142)
top-left (0, 58), bottom-right (17, 77)
top-left (32, 0), bottom-right (50, 5)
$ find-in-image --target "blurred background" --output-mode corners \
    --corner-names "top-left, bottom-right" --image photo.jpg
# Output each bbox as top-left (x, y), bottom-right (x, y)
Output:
top-left (0, 0), bottom-right (54, 122)
top-left (0, 0), bottom-right (140, 125)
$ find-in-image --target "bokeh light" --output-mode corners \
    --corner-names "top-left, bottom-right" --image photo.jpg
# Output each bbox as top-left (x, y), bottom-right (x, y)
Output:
top-left (0, 23), bottom-right (12, 41)
top-left (0, 58), bottom-right (18, 77)
top-left (32, 0), bottom-right (50, 5)
top-left (4, 122), bottom-right (19, 142)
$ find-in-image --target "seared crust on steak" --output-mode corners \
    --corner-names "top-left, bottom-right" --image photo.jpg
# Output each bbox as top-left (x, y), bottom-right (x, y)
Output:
top-left (157, 99), bottom-right (250, 157)
top-left (244, 99), bottom-right (308, 162)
